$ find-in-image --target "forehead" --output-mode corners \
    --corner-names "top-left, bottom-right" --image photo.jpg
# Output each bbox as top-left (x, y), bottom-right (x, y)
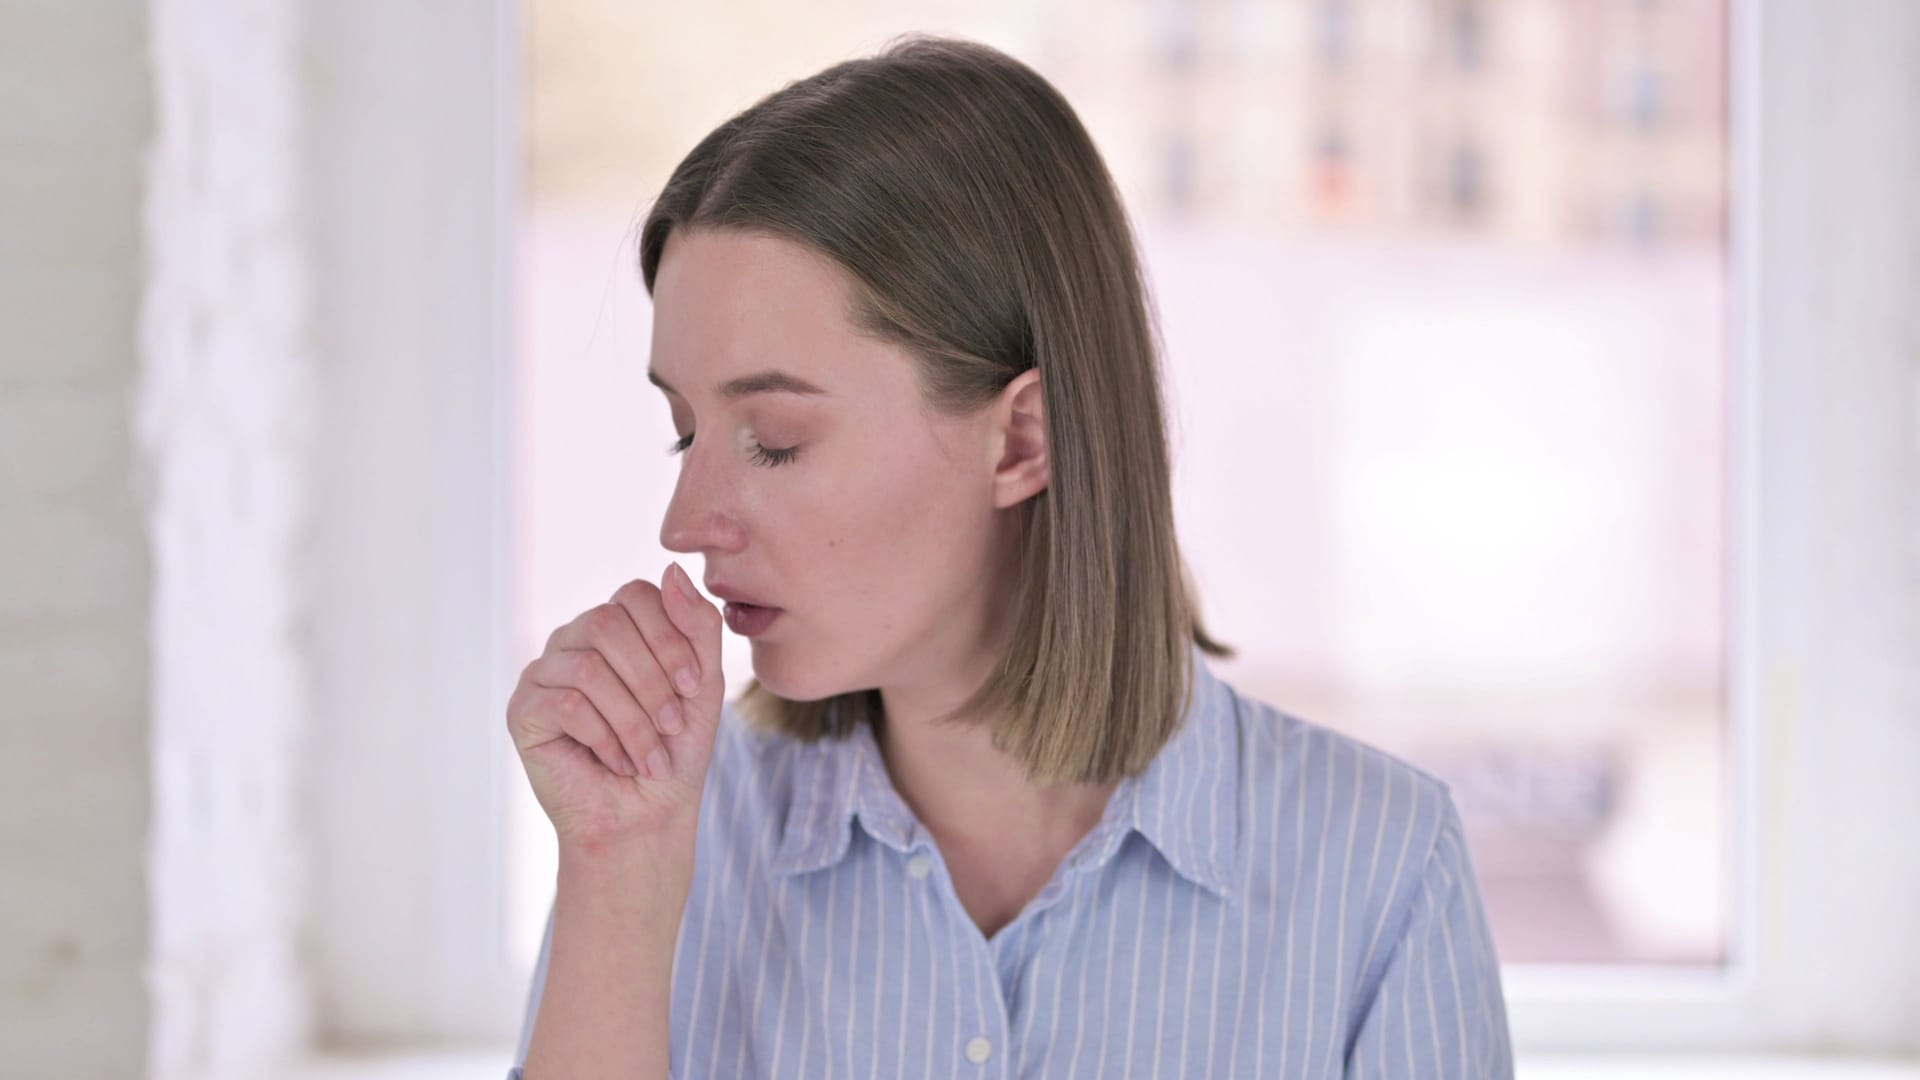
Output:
top-left (650, 228), bottom-right (867, 386)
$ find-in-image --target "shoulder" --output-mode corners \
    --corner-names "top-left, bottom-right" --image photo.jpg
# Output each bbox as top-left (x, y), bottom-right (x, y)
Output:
top-left (1232, 685), bottom-right (1459, 856)
top-left (1223, 680), bottom-right (1465, 933)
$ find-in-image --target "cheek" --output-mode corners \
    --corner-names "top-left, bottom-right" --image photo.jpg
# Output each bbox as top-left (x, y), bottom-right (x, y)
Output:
top-left (877, 436), bottom-right (979, 531)
top-left (808, 441), bottom-right (978, 591)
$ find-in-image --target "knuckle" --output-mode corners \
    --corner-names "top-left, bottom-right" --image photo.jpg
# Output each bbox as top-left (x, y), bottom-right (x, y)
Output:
top-left (610, 578), bottom-right (660, 609)
top-left (564, 649), bottom-right (600, 683)
top-left (584, 602), bottom-right (623, 637)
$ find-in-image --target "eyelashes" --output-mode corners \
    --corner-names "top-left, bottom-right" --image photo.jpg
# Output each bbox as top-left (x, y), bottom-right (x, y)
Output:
top-left (665, 432), bottom-right (800, 468)
top-left (748, 443), bottom-right (799, 468)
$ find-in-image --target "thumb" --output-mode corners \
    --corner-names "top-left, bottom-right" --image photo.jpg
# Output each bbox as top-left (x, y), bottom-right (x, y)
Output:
top-left (662, 561), bottom-right (723, 704)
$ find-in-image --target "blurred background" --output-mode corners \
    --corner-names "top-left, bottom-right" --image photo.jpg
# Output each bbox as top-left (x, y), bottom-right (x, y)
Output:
top-left (2, 1), bottom-right (1915, 1078)
top-left (516, 0), bottom-right (1731, 978)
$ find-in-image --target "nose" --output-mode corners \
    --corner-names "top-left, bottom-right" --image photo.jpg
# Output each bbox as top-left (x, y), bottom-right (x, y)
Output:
top-left (658, 445), bottom-right (748, 556)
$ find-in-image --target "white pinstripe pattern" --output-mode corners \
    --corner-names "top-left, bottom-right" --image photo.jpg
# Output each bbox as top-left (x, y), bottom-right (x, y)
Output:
top-left (509, 643), bottom-right (1514, 1078)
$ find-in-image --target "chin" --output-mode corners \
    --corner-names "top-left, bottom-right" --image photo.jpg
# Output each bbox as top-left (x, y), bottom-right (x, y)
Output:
top-left (746, 647), bottom-right (818, 700)
top-left (749, 646), bottom-right (859, 706)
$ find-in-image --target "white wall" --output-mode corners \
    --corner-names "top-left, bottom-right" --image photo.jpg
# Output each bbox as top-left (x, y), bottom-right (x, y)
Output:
top-left (1, 0), bottom-right (318, 1076)
top-left (0, 4), bottom-right (158, 1076)
top-left (139, 0), bottom-right (318, 1075)
top-left (1739, 0), bottom-right (1920, 1047)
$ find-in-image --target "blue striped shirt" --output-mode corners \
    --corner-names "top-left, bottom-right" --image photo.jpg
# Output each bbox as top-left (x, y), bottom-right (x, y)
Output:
top-left (509, 643), bottom-right (1514, 1078)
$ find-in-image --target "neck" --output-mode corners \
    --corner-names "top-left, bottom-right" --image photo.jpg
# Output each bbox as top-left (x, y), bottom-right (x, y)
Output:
top-left (872, 694), bottom-right (1117, 850)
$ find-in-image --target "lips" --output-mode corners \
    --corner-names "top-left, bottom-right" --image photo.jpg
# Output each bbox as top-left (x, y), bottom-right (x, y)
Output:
top-left (723, 601), bottom-right (781, 637)
top-left (705, 581), bottom-right (779, 609)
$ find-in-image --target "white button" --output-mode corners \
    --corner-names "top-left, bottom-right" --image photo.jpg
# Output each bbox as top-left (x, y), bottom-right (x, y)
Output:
top-left (964, 1035), bottom-right (993, 1064)
top-left (907, 853), bottom-right (933, 879)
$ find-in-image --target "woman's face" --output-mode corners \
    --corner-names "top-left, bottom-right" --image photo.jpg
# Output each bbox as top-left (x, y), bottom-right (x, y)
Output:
top-left (651, 227), bottom-right (1047, 704)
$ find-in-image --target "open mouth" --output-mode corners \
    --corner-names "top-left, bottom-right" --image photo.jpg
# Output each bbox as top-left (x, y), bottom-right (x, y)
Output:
top-left (722, 602), bottom-right (781, 637)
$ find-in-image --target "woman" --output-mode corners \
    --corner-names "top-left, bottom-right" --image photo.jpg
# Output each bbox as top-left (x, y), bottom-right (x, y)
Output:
top-left (507, 33), bottom-right (1512, 1079)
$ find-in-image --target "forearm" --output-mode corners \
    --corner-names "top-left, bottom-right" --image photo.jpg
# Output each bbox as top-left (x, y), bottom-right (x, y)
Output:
top-left (520, 831), bottom-right (697, 1080)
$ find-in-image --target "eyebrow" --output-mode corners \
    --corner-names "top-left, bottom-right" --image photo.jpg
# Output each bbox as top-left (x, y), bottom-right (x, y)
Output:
top-left (647, 367), bottom-right (831, 401)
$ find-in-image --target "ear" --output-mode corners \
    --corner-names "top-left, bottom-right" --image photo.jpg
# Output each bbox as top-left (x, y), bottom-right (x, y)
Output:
top-left (988, 368), bottom-right (1050, 510)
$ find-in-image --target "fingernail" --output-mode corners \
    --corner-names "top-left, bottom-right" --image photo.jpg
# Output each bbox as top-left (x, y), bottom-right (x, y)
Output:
top-left (645, 748), bottom-right (669, 779)
top-left (658, 701), bottom-right (683, 734)
top-left (674, 666), bottom-right (699, 695)
top-left (675, 564), bottom-right (706, 607)
top-left (618, 752), bottom-right (639, 777)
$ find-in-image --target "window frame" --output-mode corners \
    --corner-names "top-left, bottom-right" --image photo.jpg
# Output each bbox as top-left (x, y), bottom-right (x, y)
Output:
top-left (1502, 0), bottom-right (1920, 1053)
top-left (306, 0), bottom-right (528, 1041)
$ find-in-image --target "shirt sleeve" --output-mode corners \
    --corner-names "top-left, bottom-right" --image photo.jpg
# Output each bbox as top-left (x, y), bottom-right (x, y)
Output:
top-left (1345, 792), bottom-right (1514, 1079)
top-left (506, 897), bottom-right (557, 1080)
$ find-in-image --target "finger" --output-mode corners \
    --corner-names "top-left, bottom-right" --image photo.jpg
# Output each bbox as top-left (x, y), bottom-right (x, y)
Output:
top-left (659, 561), bottom-right (723, 707)
top-left (602, 580), bottom-right (701, 731)
top-left (552, 601), bottom-right (688, 739)
top-left (505, 671), bottom-right (568, 754)
top-left (522, 683), bottom-right (638, 778)
top-left (528, 647), bottom-right (666, 779)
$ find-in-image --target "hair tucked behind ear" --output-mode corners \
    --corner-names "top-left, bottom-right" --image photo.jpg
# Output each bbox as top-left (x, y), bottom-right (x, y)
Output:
top-left (637, 33), bottom-right (1234, 784)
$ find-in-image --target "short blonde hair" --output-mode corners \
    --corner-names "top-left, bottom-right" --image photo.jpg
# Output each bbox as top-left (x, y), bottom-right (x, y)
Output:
top-left (637, 34), bottom-right (1235, 785)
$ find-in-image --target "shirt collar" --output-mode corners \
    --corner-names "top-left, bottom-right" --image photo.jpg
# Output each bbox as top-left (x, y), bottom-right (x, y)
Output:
top-left (768, 642), bottom-right (1241, 901)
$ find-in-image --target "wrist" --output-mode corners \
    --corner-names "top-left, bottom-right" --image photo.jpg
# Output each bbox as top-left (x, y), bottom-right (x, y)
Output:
top-left (558, 826), bottom-right (698, 896)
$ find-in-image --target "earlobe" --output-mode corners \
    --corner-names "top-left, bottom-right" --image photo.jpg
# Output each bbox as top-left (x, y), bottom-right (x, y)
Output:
top-left (992, 463), bottom-right (1048, 510)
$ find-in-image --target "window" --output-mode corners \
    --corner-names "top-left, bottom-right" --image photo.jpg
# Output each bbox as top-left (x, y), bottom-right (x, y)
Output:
top-left (311, 0), bottom-right (1916, 1064)
top-left (515, 0), bottom-right (1732, 977)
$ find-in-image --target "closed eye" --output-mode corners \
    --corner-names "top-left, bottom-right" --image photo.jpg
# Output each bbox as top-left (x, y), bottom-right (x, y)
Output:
top-left (665, 433), bottom-right (800, 468)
